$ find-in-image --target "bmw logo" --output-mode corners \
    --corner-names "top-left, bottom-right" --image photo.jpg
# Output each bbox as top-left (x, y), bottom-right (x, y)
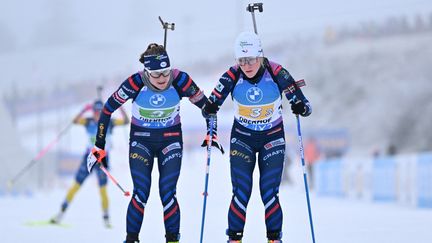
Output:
top-left (131, 141), bottom-right (137, 146)
top-left (246, 87), bottom-right (263, 103)
top-left (149, 94), bottom-right (166, 107)
top-left (231, 138), bottom-right (237, 143)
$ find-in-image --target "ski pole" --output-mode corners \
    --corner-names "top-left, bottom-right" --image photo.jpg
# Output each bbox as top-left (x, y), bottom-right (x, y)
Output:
top-left (158, 16), bottom-right (175, 50)
top-left (246, 2), bottom-right (263, 34)
top-left (199, 116), bottom-right (215, 243)
top-left (7, 121), bottom-right (74, 189)
top-left (94, 84), bottom-right (129, 197)
top-left (295, 114), bottom-right (317, 243)
top-left (98, 163), bottom-right (130, 197)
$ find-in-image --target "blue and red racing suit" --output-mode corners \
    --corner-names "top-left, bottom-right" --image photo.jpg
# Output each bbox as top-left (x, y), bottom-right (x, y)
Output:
top-left (95, 69), bottom-right (207, 240)
top-left (208, 58), bottom-right (311, 240)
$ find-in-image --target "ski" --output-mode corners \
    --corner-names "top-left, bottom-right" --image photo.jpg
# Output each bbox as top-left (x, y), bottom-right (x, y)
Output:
top-left (24, 220), bottom-right (71, 228)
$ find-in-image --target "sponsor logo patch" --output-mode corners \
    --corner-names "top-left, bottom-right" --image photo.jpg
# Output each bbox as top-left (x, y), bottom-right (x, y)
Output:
top-left (230, 149), bottom-right (252, 163)
top-left (231, 138), bottom-right (253, 153)
top-left (263, 149), bottom-right (285, 161)
top-left (215, 82), bottom-right (225, 92)
top-left (264, 138), bottom-right (285, 150)
top-left (246, 87), bottom-right (263, 103)
top-left (162, 152), bottom-right (182, 165)
top-left (130, 152), bottom-right (149, 165)
top-left (133, 132), bottom-right (151, 137)
top-left (162, 142), bottom-right (181, 155)
top-left (149, 94), bottom-right (166, 107)
top-left (131, 141), bottom-right (151, 155)
top-left (122, 85), bottom-right (136, 94)
top-left (117, 88), bottom-right (129, 99)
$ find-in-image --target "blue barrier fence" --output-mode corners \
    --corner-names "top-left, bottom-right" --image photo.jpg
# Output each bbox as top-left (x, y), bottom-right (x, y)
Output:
top-left (316, 152), bottom-right (432, 208)
top-left (417, 153), bottom-right (432, 208)
top-left (316, 159), bottom-right (343, 197)
top-left (372, 157), bottom-right (396, 201)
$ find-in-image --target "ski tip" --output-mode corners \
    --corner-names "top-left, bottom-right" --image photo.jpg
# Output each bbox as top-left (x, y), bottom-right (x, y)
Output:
top-left (124, 191), bottom-right (131, 197)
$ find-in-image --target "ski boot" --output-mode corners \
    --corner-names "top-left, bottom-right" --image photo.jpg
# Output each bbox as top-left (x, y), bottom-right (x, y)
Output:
top-left (49, 210), bottom-right (65, 224)
top-left (267, 231), bottom-right (282, 243)
top-left (50, 200), bottom-right (70, 224)
top-left (124, 233), bottom-right (139, 243)
top-left (103, 214), bottom-right (112, 228)
top-left (226, 229), bottom-right (243, 243)
top-left (166, 232), bottom-right (180, 243)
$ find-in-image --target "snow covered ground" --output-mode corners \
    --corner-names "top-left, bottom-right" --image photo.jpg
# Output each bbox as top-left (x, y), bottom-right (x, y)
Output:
top-left (1, 146), bottom-right (432, 243)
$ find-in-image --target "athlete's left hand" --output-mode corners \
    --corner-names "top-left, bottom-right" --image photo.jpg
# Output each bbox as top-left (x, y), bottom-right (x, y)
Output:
top-left (290, 99), bottom-right (312, 117)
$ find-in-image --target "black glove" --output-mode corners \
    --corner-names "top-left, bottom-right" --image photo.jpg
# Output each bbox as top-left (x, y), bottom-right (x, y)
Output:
top-left (201, 117), bottom-right (225, 154)
top-left (290, 99), bottom-right (312, 117)
top-left (201, 100), bottom-right (219, 119)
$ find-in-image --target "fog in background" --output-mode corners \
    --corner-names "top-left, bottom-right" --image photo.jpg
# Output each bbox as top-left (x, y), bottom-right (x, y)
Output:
top-left (1, 1), bottom-right (432, 242)
top-left (2, 0), bottom-right (431, 154)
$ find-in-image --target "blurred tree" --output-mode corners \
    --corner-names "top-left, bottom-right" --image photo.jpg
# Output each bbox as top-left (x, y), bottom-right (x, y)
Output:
top-left (414, 14), bottom-right (426, 32)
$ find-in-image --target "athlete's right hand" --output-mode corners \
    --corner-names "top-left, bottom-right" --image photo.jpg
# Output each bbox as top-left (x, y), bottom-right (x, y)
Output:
top-left (201, 134), bottom-right (225, 154)
top-left (201, 100), bottom-right (219, 118)
top-left (200, 117), bottom-right (225, 154)
top-left (87, 146), bottom-right (106, 172)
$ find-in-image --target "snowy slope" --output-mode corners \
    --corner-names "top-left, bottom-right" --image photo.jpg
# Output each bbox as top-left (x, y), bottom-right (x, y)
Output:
top-left (1, 148), bottom-right (432, 243)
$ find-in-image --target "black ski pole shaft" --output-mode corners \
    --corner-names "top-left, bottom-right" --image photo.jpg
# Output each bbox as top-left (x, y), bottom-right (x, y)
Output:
top-left (158, 16), bottom-right (175, 50)
top-left (246, 2), bottom-right (263, 34)
top-left (251, 10), bottom-right (258, 34)
top-left (163, 28), bottom-right (168, 48)
top-left (7, 121), bottom-right (74, 188)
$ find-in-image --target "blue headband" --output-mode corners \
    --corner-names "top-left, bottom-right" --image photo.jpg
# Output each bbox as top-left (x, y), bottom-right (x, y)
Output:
top-left (143, 51), bottom-right (171, 71)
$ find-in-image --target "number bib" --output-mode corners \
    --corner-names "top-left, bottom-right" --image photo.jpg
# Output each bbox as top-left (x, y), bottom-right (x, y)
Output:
top-left (232, 70), bottom-right (282, 131)
top-left (132, 86), bottom-right (181, 128)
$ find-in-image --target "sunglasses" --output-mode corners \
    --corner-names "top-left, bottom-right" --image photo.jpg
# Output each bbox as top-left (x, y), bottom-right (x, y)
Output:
top-left (237, 57), bottom-right (259, 66)
top-left (145, 68), bottom-right (171, 78)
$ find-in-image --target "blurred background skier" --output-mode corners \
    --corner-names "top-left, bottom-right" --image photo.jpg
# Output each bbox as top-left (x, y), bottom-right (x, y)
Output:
top-left (50, 99), bottom-right (129, 227)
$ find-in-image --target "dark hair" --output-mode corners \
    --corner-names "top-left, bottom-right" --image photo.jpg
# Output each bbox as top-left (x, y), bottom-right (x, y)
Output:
top-left (139, 43), bottom-right (166, 63)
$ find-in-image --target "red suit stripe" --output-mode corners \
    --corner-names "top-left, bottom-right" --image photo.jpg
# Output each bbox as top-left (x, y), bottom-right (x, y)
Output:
top-left (212, 90), bottom-right (222, 98)
top-left (132, 198), bottom-right (144, 214)
top-left (227, 70), bottom-right (236, 80)
top-left (230, 202), bottom-right (246, 221)
top-left (102, 108), bottom-right (112, 115)
top-left (164, 204), bottom-right (179, 221)
top-left (182, 78), bottom-right (193, 92)
top-left (274, 65), bottom-right (282, 75)
top-left (128, 76), bottom-right (139, 91)
top-left (265, 203), bottom-right (280, 219)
